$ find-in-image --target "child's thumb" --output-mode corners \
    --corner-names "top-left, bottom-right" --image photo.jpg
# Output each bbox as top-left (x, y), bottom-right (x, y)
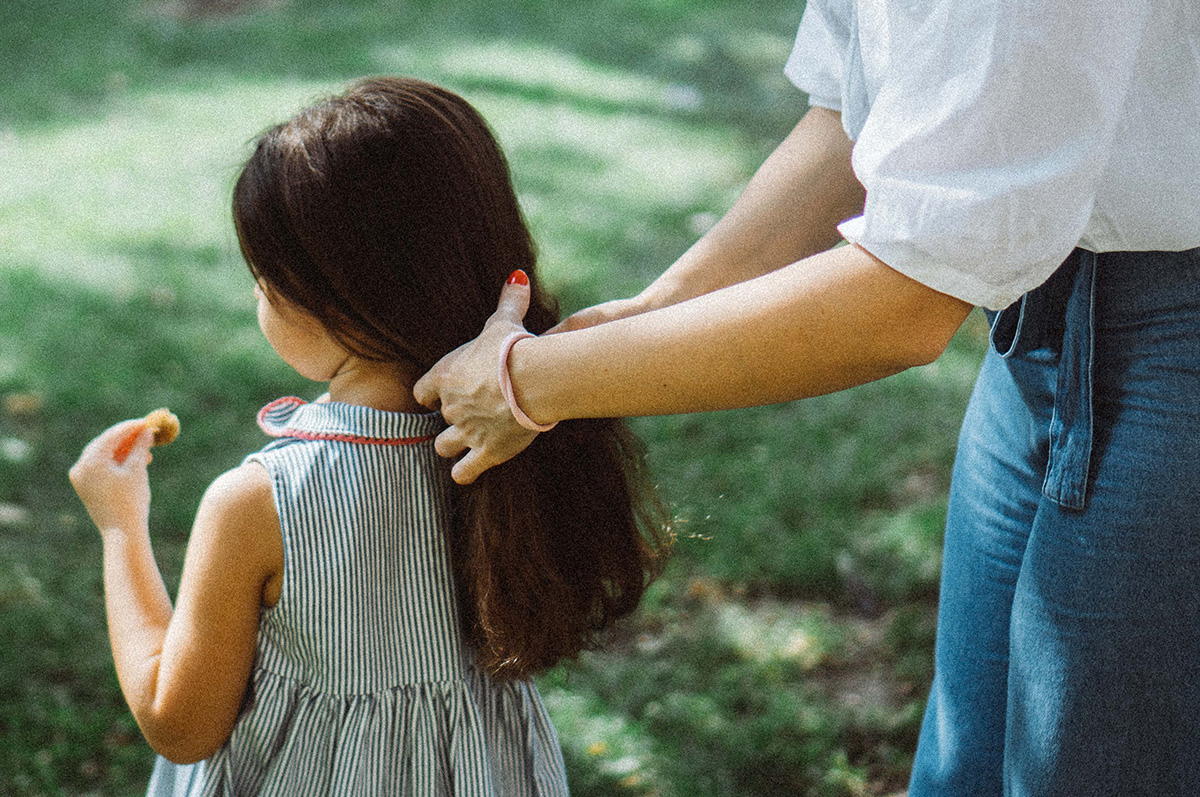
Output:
top-left (493, 269), bottom-right (531, 327)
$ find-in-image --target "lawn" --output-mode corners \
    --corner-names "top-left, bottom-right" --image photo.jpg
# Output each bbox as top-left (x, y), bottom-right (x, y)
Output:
top-left (0, 1), bottom-right (987, 794)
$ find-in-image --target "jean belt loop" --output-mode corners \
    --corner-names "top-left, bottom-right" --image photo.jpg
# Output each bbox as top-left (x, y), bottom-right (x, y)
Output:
top-left (1042, 250), bottom-right (1097, 510)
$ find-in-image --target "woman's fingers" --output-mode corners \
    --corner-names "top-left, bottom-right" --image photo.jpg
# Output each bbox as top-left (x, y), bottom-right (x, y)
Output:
top-left (434, 425), bottom-right (469, 460)
top-left (433, 409), bottom-right (539, 485)
top-left (450, 449), bottom-right (488, 485)
top-left (414, 269), bottom-right (532, 410)
top-left (413, 353), bottom-right (451, 411)
top-left (414, 270), bottom-right (541, 482)
top-left (495, 268), bottom-right (532, 326)
top-left (448, 428), bottom-right (538, 485)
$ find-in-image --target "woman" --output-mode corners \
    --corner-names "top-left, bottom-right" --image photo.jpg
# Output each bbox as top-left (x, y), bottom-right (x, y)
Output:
top-left (415, 1), bottom-right (1200, 793)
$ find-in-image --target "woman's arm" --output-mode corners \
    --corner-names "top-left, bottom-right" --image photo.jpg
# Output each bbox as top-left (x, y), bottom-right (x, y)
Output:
top-left (70, 426), bottom-right (281, 763)
top-left (519, 244), bottom-right (970, 418)
top-left (555, 105), bottom-right (864, 332)
top-left (414, 103), bottom-right (970, 484)
top-left (416, 245), bottom-right (972, 484)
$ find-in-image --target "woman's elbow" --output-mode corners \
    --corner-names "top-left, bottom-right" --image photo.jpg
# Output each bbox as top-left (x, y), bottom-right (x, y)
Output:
top-left (901, 294), bottom-right (974, 368)
top-left (905, 327), bottom-right (956, 368)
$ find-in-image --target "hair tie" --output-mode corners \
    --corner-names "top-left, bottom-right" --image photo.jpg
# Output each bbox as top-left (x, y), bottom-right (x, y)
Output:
top-left (498, 332), bottom-right (558, 433)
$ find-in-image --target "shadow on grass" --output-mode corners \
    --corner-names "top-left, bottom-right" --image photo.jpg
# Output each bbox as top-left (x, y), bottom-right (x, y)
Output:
top-left (2, 0), bottom-right (804, 149)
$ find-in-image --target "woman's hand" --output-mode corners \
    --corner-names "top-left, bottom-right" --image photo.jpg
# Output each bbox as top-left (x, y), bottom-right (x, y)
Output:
top-left (414, 271), bottom-right (541, 485)
top-left (547, 293), bottom-right (652, 334)
top-left (69, 418), bottom-right (154, 535)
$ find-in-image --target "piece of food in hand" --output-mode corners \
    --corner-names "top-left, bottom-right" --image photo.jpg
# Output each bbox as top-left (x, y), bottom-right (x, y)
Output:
top-left (143, 408), bottom-right (180, 446)
top-left (113, 408), bottom-right (181, 464)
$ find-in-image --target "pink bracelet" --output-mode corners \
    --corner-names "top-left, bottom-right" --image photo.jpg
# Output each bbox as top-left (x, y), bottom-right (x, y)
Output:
top-left (498, 331), bottom-right (558, 433)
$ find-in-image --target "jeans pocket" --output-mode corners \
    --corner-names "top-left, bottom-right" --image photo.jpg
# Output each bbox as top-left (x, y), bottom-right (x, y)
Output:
top-left (986, 298), bottom-right (1027, 358)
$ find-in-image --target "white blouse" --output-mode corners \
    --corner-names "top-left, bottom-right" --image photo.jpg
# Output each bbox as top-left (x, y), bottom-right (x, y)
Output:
top-left (786, 0), bottom-right (1200, 310)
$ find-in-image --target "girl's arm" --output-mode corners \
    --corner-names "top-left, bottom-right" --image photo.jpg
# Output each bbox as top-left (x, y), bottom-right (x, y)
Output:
top-left (552, 105), bottom-right (863, 332)
top-left (70, 423), bottom-right (281, 763)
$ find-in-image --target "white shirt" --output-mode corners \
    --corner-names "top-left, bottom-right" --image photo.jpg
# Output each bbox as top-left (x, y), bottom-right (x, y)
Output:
top-left (786, 0), bottom-right (1200, 310)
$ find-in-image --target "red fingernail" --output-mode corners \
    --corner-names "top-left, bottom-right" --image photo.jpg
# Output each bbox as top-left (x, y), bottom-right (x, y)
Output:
top-left (507, 270), bottom-right (529, 286)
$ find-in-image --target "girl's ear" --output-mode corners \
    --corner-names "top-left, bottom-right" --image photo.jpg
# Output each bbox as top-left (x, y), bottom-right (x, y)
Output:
top-left (253, 280), bottom-right (276, 303)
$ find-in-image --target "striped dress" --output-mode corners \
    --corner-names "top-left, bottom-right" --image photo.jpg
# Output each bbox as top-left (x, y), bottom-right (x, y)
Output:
top-left (146, 397), bottom-right (569, 796)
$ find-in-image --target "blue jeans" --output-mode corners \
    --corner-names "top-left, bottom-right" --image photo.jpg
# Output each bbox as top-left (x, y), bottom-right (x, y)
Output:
top-left (909, 249), bottom-right (1200, 796)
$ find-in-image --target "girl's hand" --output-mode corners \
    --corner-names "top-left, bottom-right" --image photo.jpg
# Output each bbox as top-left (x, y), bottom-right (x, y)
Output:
top-left (69, 419), bottom-right (155, 535)
top-left (414, 271), bottom-right (539, 484)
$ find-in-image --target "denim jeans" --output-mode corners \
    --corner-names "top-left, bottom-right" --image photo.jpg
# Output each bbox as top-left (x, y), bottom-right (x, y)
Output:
top-left (908, 249), bottom-right (1200, 796)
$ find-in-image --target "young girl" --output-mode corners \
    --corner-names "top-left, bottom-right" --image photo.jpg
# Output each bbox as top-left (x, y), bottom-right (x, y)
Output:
top-left (69, 76), bottom-right (670, 795)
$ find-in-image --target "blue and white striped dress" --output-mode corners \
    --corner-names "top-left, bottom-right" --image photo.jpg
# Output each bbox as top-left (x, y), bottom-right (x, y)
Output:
top-left (147, 397), bottom-right (569, 796)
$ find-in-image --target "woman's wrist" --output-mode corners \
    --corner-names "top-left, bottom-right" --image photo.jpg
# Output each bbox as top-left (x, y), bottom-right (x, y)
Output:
top-left (499, 333), bottom-right (558, 431)
top-left (638, 275), bottom-right (691, 313)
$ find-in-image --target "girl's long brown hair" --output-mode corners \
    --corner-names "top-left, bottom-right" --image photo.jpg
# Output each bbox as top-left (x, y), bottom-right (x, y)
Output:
top-left (233, 77), bottom-right (670, 679)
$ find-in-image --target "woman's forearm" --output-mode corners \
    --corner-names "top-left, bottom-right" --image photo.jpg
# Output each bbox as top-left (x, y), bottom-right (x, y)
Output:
top-left (512, 244), bottom-right (973, 422)
top-left (411, 110), bottom-right (961, 484)
top-left (638, 106), bottom-right (864, 311)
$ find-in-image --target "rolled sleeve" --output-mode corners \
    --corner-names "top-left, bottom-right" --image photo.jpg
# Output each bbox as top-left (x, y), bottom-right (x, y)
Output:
top-left (842, 0), bottom-right (1151, 310)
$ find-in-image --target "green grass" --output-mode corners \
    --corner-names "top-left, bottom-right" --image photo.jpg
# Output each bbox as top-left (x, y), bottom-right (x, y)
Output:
top-left (0, 1), bottom-right (987, 794)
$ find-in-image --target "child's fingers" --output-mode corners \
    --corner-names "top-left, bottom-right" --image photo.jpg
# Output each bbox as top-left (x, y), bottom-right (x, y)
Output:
top-left (69, 420), bottom-right (153, 503)
top-left (123, 427), bottom-right (155, 467)
top-left (113, 422), bottom-right (151, 464)
top-left (76, 419), bottom-right (149, 465)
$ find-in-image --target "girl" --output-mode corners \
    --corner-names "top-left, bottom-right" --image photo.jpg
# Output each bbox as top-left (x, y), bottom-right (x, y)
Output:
top-left (69, 77), bottom-right (670, 795)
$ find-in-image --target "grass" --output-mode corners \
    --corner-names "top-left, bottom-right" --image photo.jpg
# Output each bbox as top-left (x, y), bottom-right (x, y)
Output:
top-left (0, 1), bottom-right (987, 794)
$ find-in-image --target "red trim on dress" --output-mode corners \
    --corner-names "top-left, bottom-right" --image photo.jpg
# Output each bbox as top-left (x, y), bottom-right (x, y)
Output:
top-left (257, 397), bottom-right (436, 446)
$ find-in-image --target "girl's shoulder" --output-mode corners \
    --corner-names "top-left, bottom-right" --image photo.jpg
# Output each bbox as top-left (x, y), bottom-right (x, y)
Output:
top-left (200, 462), bottom-right (275, 524)
top-left (195, 463), bottom-right (283, 597)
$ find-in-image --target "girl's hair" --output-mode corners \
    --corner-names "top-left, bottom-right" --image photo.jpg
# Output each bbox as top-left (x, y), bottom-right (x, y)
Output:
top-left (233, 76), bottom-right (671, 680)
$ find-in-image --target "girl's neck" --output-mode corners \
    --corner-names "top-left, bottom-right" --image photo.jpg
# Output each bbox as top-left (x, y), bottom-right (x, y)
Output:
top-left (326, 357), bottom-right (426, 413)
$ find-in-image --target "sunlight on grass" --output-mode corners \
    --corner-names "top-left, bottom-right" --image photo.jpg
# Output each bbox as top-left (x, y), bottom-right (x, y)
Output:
top-left (483, 93), bottom-right (747, 287)
top-left (3, 48), bottom-right (747, 303)
top-left (376, 38), bottom-right (750, 292)
top-left (1, 81), bottom-right (333, 298)
top-left (718, 601), bottom-right (847, 671)
top-left (542, 690), bottom-right (665, 796)
top-left (377, 40), bottom-right (670, 108)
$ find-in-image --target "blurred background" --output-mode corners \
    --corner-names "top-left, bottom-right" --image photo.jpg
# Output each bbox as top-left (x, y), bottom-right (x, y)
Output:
top-left (0, 1), bottom-right (988, 794)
